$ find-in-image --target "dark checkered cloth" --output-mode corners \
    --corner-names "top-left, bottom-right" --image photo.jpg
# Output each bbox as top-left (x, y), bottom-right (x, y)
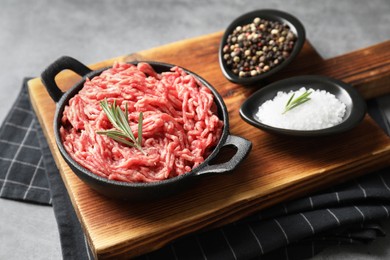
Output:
top-left (0, 79), bottom-right (51, 204)
top-left (1, 78), bottom-right (390, 260)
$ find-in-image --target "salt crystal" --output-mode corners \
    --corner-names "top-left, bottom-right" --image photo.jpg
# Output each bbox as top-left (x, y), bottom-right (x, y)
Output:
top-left (256, 87), bottom-right (346, 130)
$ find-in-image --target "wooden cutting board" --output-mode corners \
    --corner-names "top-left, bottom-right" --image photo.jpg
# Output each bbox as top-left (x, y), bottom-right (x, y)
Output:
top-left (28, 31), bottom-right (390, 259)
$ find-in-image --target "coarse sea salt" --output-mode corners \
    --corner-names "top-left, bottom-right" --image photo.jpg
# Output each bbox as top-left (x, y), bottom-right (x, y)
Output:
top-left (256, 87), bottom-right (346, 130)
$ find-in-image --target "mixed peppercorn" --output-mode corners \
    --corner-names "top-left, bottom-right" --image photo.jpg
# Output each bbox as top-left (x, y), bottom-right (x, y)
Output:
top-left (222, 17), bottom-right (297, 78)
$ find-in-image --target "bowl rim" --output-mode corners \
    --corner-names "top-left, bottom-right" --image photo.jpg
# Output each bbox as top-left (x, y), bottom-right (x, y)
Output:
top-left (219, 9), bottom-right (306, 85)
top-left (54, 61), bottom-right (230, 188)
top-left (239, 75), bottom-right (367, 137)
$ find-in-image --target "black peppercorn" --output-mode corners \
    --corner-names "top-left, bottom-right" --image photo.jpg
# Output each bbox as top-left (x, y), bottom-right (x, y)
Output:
top-left (222, 16), bottom-right (297, 78)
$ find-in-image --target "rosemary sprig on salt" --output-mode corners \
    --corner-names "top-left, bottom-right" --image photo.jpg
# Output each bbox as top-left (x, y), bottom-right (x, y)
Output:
top-left (282, 90), bottom-right (312, 114)
top-left (256, 87), bottom-right (346, 130)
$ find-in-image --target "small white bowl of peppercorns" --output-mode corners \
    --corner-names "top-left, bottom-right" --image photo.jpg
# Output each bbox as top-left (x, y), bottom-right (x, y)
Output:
top-left (219, 9), bottom-right (306, 86)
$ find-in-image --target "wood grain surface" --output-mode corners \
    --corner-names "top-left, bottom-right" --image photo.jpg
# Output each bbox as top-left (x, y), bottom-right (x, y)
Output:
top-left (28, 31), bottom-right (390, 259)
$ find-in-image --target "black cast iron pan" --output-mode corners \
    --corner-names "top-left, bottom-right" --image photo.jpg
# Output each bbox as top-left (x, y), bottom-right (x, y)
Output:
top-left (41, 56), bottom-right (252, 200)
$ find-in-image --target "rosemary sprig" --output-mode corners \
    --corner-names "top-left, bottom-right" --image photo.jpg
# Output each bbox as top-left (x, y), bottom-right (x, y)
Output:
top-left (97, 98), bottom-right (145, 154)
top-left (282, 90), bottom-right (312, 114)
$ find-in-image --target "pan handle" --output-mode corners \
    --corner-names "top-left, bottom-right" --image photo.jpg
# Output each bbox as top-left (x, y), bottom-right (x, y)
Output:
top-left (195, 135), bottom-right (252, 176)
top-left (40, 56), bottom-right (92, 103)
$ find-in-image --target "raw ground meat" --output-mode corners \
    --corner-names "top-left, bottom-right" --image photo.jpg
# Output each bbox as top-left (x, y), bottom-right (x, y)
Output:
top-left (60, 62), bottom-right (223, 183)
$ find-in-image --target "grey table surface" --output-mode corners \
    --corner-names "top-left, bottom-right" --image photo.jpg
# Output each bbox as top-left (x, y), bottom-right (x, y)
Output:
top-left (1, 0), bottom-right (389, 259)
